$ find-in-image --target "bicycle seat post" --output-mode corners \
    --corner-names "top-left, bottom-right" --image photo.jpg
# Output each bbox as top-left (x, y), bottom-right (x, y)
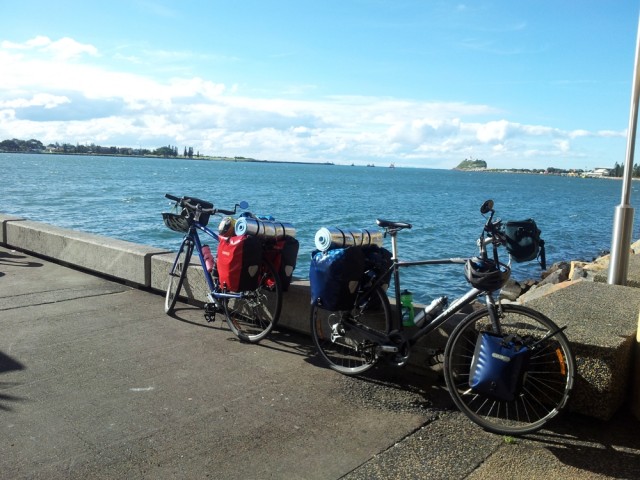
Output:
top-left (388, 230), bottom-right (400, 262)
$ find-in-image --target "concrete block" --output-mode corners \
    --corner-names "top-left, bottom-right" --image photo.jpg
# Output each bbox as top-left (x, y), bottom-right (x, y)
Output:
top-left (150, 252), bottom-right (213, 304)
top-left (523, 281), bottom-right (640, 420)
top-left (278, 280), bottom-right (313, 334)
top-left (5, 220), bottom-right (170, 287)
top-left (0, 214), bottom-right (24, 245)
top-left (593, 253), bottom-right (640, 288)
top-left (633, 319), bottom-right (640, 421)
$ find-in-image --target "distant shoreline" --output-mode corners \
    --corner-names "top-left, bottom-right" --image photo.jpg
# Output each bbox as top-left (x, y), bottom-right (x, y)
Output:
top-left (0, 151), bottom-right (632, 177)
top-left (0, 150), bottom-right (334, 166)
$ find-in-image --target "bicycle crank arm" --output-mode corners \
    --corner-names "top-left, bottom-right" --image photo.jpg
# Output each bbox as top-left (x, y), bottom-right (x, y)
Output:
top-left (377, 345), bottom-right (399, 353)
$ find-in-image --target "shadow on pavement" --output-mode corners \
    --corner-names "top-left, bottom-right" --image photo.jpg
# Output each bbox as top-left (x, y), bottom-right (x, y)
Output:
top-left (0, 351), bottom-right (26, 412)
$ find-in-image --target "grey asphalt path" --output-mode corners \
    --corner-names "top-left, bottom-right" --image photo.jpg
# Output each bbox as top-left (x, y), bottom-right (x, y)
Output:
top-left (0, 246), bottom-right (442, 479)
top-left (2, 246), bottom-right (640, 479)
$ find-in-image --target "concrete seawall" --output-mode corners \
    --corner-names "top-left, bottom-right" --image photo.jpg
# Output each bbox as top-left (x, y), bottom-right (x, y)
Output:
top-left (3, 213), bottom-right (640, 421)
top-left (1, 213), bottom-right (320, 336)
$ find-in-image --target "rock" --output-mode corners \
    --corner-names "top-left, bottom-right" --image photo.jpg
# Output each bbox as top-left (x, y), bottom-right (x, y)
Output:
top-left (569, 261), bottom-right (588, 281)
top-left (499, 278), bottom-right (522, 301)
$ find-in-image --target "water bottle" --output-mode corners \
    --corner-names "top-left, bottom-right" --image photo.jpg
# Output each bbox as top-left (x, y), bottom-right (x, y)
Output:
top-left (400, 290), bottom-right (415, 326)
top-left (413, 296), bottom-right (448, 328)
top-left (202, 245), bottom-right (215, 272)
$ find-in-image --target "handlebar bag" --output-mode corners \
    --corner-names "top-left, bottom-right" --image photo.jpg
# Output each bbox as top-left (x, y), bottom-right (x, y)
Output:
top-left (469, 332), bottom-right (532, 402)
top-left (503, 219), bottom-right (542, 263)
top-left (263, 237), bottom-right (300, 291)
top-left (182, 197), bottom-right (213, 227)
top-left (309, 247), bottom-right (365, 311)
top-left (217, 234), bottom-right (262, 292)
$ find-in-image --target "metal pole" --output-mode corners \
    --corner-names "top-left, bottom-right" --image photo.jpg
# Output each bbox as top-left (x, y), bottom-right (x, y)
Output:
top-left (608, 14), bottom-right (640, 285)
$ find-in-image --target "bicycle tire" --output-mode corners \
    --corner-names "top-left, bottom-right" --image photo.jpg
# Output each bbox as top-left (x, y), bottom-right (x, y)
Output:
top-left (310, 285), bottom-right (391, 375)
top-left (224, 259), bottom-right (282, 343)
top-left (165, 238), bottom-right (193, 314)
top-left (443, 304), bottom-right (575, 435)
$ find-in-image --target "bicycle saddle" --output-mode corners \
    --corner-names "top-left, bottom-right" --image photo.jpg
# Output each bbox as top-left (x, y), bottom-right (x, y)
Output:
top-left (376, 219), bottom-right (413, 230)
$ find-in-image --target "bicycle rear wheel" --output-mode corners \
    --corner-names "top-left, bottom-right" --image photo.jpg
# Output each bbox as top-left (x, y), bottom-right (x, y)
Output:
top-left (224, 259), bottom-right (282, 343)
top-left (310, 286), bottom-right (391, 375)
top-left (443, 304), bottom-right (575, 435)
top-left (165, 238), bottom-right (193, 314)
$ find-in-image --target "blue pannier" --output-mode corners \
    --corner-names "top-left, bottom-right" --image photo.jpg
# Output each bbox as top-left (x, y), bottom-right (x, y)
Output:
top-left (309, 247), bottom-right (366, 311)
top-left (469, 332), bottom-right (532, 402)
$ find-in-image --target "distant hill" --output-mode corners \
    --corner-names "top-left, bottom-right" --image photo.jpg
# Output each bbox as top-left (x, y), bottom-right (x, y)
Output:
top-left (455, 159), bottom-right (487, 170)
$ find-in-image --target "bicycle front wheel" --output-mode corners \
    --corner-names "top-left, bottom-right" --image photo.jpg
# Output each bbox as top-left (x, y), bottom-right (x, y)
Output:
top-left (443, 304), bottom-right (575, 435)
top-left (224, 259), bottom-right (282, 343)
top-left (165, 238), bottom-right (193, 314)
top-left (310, 286), bottom-right (391, 375)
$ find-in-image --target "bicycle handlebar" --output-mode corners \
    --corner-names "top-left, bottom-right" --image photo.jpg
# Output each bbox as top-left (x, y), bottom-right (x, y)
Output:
top-left (164, 193), bottom-right (243, 216)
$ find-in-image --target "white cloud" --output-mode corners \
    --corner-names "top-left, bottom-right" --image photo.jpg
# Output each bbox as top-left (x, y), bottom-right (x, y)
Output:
top-left (0, 35), bottom-right (627, 169)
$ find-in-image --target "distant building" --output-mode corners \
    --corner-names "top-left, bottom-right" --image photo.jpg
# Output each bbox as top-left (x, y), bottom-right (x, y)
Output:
top-left (583, 167), bottom-right (611, 178)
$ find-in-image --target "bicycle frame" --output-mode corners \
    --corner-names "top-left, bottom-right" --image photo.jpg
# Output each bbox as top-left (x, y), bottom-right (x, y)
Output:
top-left (172, 221), bottom-right (243, 301)
top-left (352, 230), bottom-right (502, 352)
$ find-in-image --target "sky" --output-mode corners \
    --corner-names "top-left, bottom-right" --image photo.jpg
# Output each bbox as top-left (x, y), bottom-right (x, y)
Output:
top-left (1, 1), bottom-right (639, 170)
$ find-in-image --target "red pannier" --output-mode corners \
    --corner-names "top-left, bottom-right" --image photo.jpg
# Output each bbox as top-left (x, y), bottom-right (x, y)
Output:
top-left (217, 234), bottom-right (263, 292)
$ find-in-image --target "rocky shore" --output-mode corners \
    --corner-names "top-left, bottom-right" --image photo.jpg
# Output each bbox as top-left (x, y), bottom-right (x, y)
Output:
top-left (500, 240), bottom-right (640, 304)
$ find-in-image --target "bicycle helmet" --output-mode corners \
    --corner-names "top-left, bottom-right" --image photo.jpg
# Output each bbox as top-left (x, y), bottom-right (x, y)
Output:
top-left (218, 216), bottom-right (236, 236)
top-left (464, 257), bottom-right (510, 291)
top-left (162, 212), bottom-right (191, 233)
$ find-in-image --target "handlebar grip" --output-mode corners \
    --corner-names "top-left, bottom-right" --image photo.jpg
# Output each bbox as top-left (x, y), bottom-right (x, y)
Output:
top-left (165, 194), bottom-right (181, 202)
top-left (217, 209), bottom-right (235, 215)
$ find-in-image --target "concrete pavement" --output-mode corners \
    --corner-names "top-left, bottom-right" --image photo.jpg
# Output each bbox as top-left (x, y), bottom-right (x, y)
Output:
top-left (1, 245), bottom-right (640, 479)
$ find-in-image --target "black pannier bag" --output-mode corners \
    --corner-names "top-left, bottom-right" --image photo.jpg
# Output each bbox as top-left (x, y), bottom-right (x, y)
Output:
top-left (469, 332), bottom-right (532, 402)
top-left (362, 245), bottom-right (393, 290)
top-left (263, 237), bottom-right (299, 291)
top-left (503, 219), bottom-right (546, 268)
top-left (309, 247), bottom-right (366, 311)
top-left (360, 245), bottom-right (393, 310)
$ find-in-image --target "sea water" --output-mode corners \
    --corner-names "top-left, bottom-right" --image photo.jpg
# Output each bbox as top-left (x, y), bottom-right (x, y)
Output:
top-left (2, 153), bottom-right (639, 303)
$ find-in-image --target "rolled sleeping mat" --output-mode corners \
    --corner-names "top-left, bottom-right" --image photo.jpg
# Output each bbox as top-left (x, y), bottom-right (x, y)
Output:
top-left (235, 217), bottom-right (296, 239)
top-left (314, 227), bottom-right (383, 251)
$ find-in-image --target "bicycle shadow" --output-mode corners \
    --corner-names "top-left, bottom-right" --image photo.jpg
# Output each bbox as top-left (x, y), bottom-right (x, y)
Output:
top-left (301, 347), bottom-right (455, 414)
top-left (166, 306), bottom-right (319, 357)
top-left (0, 351), bottom-right (26, 412)
top-left (520, 409), bottom-right (640, 478)
top-left (0, 250), bottom-right (43, 268)
top-left (257, 328), bottom-right (319, 359)
top-left (164, 305), bottom-right (224, 331)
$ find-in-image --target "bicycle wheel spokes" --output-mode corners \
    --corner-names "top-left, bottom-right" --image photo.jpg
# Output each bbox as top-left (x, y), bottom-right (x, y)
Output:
top-left (310, 286), bottom-right (390, 375)
top-left (165, 239), bottom-right (192, 314)
top-left (444, 304), bottom-right (574, 435)
top-left (224, 260), bottom-right (282, 343)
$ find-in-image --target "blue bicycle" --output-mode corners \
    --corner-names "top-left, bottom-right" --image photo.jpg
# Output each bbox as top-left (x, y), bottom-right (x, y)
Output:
top-left (162, 194), bottom-right (282, 343)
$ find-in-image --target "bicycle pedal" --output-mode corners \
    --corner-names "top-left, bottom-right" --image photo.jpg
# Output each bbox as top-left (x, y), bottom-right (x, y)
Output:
top-left (204, 303), bottom-right (223, 322)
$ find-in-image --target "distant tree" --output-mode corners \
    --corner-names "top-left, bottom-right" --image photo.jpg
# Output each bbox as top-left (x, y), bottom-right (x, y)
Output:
top-left (154, 146), bottom-right (175, 157)
top-left (26, 138), bottom-right (44, 151)
top-left (612, 162), bottom-right (623, 177)
top-left (0, 139), bottom-right (20, 151)
top-left (188, 147), bottom-right (194, 158)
